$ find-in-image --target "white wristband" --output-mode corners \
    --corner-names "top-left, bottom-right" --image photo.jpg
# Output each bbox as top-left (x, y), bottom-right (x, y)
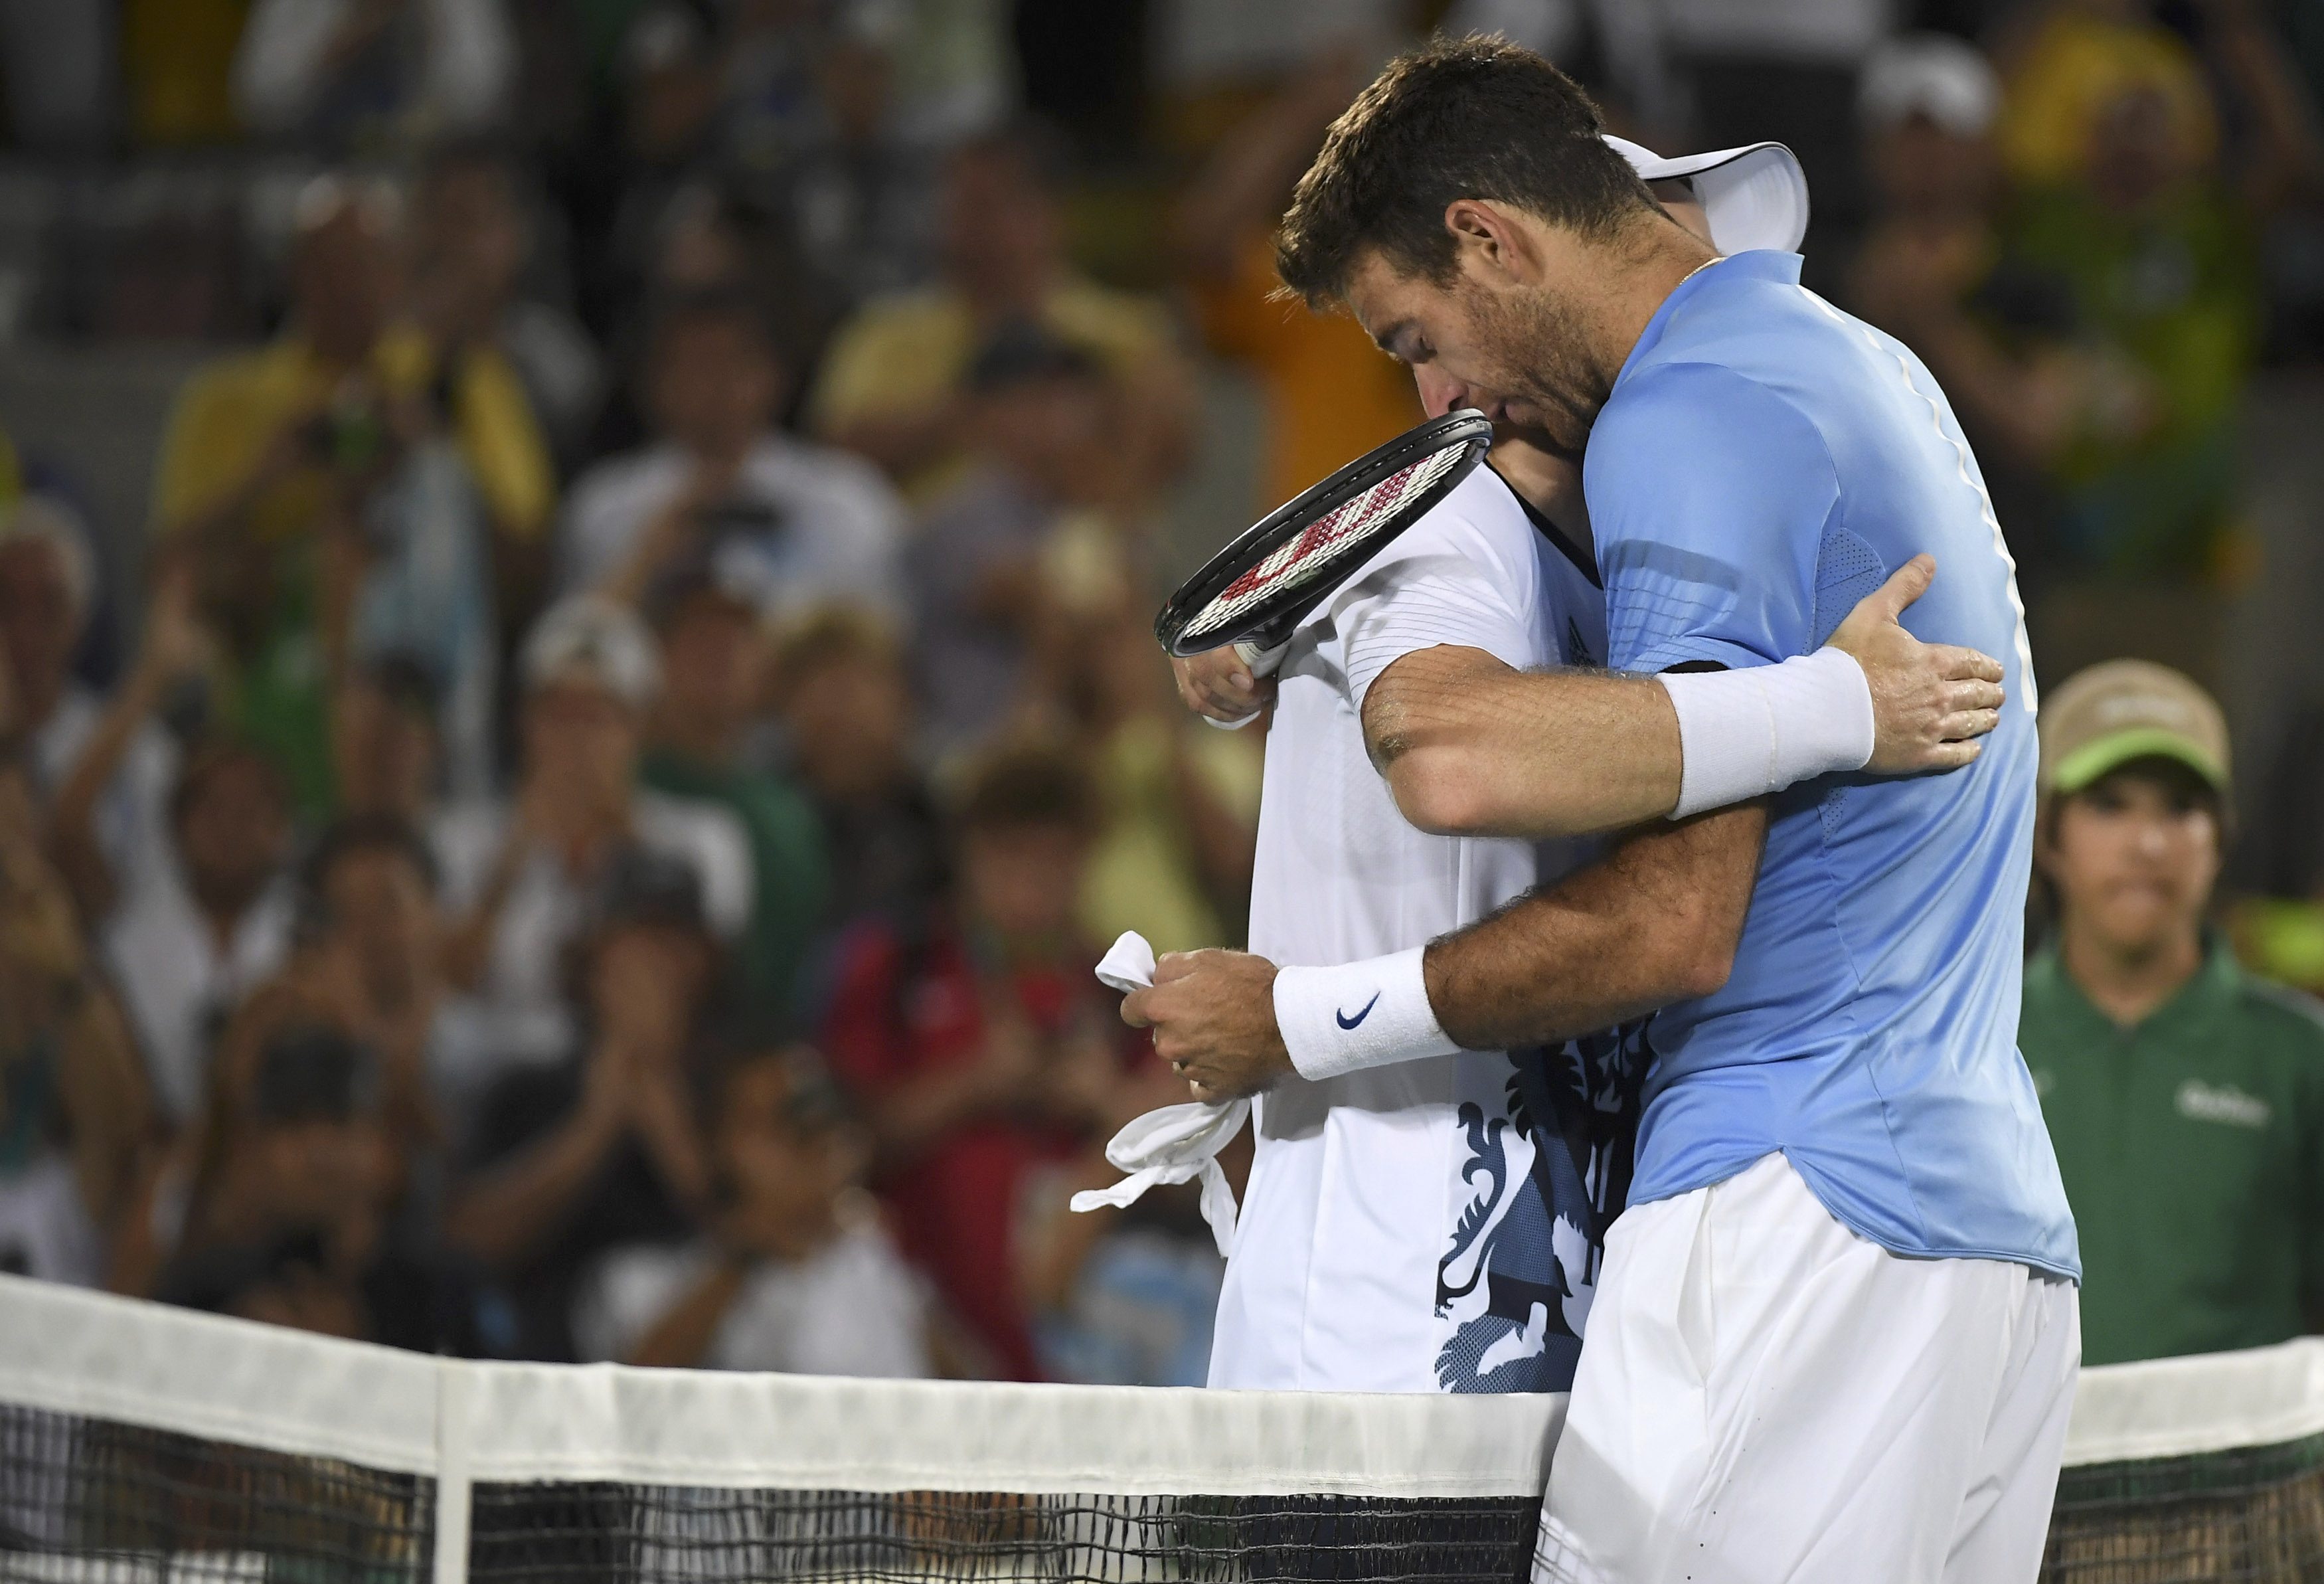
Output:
top-left (1657, 648), bottom-right (1875, 820)
top-left (1274, 948), bottom-right (1461, 1082)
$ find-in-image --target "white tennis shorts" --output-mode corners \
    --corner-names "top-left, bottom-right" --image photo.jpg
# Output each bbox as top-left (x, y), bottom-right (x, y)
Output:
top-left (1534, 1151), bottom-right (2079, 1584)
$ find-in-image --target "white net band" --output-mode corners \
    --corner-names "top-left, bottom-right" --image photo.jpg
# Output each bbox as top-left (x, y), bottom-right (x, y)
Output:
top-left (12, 1274), bottom-right (2324, 1584)
top-left (0, 1274), bottom-right (1562, 1498)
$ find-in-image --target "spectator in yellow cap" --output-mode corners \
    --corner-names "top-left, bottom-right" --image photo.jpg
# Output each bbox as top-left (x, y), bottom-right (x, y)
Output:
top-left (2021, 659), bottom-right (2324, 1365)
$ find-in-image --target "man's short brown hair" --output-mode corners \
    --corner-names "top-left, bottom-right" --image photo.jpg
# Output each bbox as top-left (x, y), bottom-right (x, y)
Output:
top-left (1275, 35), bottom-right (1655, 306)
top-left (955, 737), bottom-right (1096, 839)
top-left (768, 602), bottom-right (904, 693)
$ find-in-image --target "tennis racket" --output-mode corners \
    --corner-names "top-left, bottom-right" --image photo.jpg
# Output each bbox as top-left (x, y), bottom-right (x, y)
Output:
top-left (1155, 411), bottom-right (1494, 688)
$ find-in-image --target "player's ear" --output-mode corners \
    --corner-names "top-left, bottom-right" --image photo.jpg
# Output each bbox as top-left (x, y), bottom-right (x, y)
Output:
top-left (1443, 199), bottom-right (1531, 287)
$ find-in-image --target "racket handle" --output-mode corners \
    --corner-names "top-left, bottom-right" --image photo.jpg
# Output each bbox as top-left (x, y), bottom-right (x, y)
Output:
top-left (1236, 639), bottom-right (1288, 678)
top-left (1202, 640), bottom-right (1287, 732)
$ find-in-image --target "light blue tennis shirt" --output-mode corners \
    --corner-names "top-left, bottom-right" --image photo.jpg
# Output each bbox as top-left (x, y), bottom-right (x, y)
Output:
top-left (1582, 250), bottom-right (2080, 1279)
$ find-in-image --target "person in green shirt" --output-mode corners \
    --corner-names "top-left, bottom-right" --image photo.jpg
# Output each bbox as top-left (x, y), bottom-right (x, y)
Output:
top-left (641, 568), bottom-right (828, 1039)
top-left (2023, 658), bottom-right (2324, 1366)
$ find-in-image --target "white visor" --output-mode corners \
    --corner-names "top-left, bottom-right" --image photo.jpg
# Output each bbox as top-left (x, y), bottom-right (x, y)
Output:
top-left (1603, 135), bottom-right (1811, 256)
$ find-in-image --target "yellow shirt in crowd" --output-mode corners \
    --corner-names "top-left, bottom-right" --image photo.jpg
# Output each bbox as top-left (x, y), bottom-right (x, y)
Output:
top-left (1196, 230), bottom-right (1420, 511)
top-left (152, 328), bottom-right (554, 543)
top-left (1996, 10), bottom-right (2218, 189)
top-left (121, 0), bottom-right (250, 146)
top-left (1079, 715), bottom-right (1263, 958)
top-left (808, 277), bottom-right (1179, 501)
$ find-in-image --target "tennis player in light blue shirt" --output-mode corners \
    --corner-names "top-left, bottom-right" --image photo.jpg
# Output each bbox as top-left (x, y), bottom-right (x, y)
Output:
top-left (1125, 37), bottom-right (2084, 1584)
top-left (1588, 246), bottom-right (2078, 1280)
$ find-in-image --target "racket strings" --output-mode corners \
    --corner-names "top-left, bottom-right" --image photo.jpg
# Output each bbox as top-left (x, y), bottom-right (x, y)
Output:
top-left (1183, 443), bottom-right (1471, 642)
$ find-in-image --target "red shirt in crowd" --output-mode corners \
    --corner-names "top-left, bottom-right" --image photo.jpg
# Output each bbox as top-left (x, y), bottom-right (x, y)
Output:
top-left (820, 919), bottom-right (1126, 1380)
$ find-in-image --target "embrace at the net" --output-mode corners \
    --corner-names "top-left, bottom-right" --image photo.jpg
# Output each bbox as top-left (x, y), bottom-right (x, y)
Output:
top-left (5, 5), bottom-right (2324, 1584)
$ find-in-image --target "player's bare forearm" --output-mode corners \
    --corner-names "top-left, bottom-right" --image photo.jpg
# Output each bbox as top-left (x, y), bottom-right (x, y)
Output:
top-left (1364, 646), bottom-right (1681, 838)
top-left (1424, 803), bottom-right (1767, 1050)
top-left (1363, 561), bottom-right (2006, 839)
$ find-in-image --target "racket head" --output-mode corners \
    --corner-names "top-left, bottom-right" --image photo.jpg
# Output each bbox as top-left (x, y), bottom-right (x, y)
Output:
top-left (1155, 410), bottom-right (1493, 659)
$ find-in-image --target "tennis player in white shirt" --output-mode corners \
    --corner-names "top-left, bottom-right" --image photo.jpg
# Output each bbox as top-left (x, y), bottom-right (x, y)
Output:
top-left (1163, 139), bottom-right (1989, 1395)
top-left (1213, 442), bottom-right (1618, 1392)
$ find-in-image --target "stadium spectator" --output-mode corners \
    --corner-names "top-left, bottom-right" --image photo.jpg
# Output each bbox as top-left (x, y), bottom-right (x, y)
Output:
top-left (1847, 33), bottom-right (2077, 603)
top-left (908, 325), bottom-right (1118, 756)
top-left (149, 177), bottom-right (552, 810)
top-left (329, 654), bottom-right (443, 826)
top-left (103, 741), bottom-right (299, 1127)
top-left (1060, 592), bottom-right (1259, 958)
top-left (613, 0), bottom-right (726, 176)
top-left (447, 846), bottom-right (727, 1360)
top-left (1991, 0), bottom-right (2322, 595)
top-left (776, 14), bottom-right (944, 306)
top-left (819, 738), bottom-right (1166, 1379)
top-left (214, 816), bottom-right (451, 1153)
top-left (1019, 1165), bottom-right (1224, 1388)
top-left (602, 7), bottom-right (938, 315)
top-left (433, 596), bottom-right (751, 1087)
top-left (590, 181), bottom-right (841, 452)
top-left (558, 289), bottom-right (906, 625)
top-left (0, 742), bottom-right (153, 1288)
top-left (808, 122), bottom-right (1193, 502)
top-left (1171, 52), bottom-right (1420, 511)
top-left (1, 501), bottom-right (185, 925)
top-left (573, 1045), bottom-right (932, 1375)
top-left (1657, 0), bottom-right (1892, 288)
top-left (595, 19), bottom-right (806, 358)
top-left (234, 0), bottom-right (519, 153)
top-left (768, 606), bottom-right (947, 933)
top-left (2023, 660), bottom-right (2324, 1366)
top-left (614, 0), bottom-right (1006, 185)
top-left (640, 567), bottom-right (829, 1038)
top-left (410, 141), bottom-right (607, 491)
top-left (162, 1025), bottom-right (497, 1352)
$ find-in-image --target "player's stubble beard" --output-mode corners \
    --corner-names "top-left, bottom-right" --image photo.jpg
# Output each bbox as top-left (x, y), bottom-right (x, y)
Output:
top-left (1453, 273), bottom-right (1608, 460)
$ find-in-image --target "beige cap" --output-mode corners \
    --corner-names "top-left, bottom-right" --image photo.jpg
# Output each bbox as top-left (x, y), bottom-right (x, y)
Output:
top-left (2038, 659), bottom-right (2229, 796)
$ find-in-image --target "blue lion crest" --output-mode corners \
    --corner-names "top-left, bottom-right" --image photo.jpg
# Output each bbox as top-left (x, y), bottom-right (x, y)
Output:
top-left (1432, 1023), bottom-right (1649, 1393)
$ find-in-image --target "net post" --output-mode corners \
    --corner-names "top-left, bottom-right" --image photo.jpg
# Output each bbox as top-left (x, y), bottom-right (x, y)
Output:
top-left (432, 1359), bottom-right (473, 1584)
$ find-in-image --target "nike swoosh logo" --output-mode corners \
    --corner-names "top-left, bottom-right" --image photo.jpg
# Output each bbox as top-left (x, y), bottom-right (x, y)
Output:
top-left (1337, 992), bottom-right (1382, 1030)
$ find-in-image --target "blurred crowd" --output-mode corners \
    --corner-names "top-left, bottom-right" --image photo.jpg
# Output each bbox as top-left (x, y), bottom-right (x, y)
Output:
top-left (0, 0), bottom-right (2321, 1382)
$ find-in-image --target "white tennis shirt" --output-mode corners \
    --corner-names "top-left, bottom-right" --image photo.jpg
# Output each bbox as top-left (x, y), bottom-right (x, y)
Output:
top-left (1211, 464), bottom-right (1639, 1396)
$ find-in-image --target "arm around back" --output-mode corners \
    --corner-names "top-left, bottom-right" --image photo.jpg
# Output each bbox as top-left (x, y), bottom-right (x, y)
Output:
top-left (1424, 801), bottom-right (1768, 1052)
top-left (1363, 645), bottom-right (1683, 838)
top-left (1362, 555), bottom-right (2003, 840)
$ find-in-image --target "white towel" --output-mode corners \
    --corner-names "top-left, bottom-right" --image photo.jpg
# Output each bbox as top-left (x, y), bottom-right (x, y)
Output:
top-left (1070, 931), bottom-right (1249, 1255)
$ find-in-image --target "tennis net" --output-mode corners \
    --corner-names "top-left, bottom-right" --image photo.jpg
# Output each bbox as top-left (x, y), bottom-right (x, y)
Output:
top-left (2044, 1336), bottom-right (2324, 1582)
top-left (7, 1275), bottom-right (2324, 1583)
top-left (0, 1274), bottom-right (1556, 1582)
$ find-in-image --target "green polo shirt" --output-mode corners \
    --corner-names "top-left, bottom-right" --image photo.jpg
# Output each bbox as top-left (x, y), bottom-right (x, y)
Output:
top-left (641, 748), bottom-right (830, 1040)
top-left (2021, 940), bottom-right (2324, 1365)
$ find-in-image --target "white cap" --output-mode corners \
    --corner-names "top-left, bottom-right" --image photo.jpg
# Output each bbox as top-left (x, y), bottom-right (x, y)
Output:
top-left (1604, 135), bottom-right (1811, 255)
top-left (0, 493), bottom-right (96, 620)
top-left (1857, 34), bottom-right (2001, 139)
top-left (521, 594), bottom-right (659, 708)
